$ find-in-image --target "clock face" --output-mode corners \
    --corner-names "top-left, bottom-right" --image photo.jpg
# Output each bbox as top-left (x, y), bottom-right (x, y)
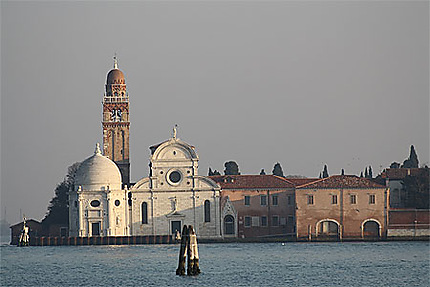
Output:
top-left (110, 109), bottom-right (122, 122)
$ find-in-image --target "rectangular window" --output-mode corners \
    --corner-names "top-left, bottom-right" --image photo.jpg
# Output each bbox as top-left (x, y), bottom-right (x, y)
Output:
top-left (260, 195), bottom-right (267, 206)
top-left (261, 216), bottom-right (267, 227)
top-left (350, 194), bottom-right (357, 204)
top-left (369, 194), bottom-right (376, 204)
top-left (280, 217), bottom-right (286, 226)
top-left (272, 215), bottom-right (279, 227)
top-left (251, 216), bottom-right (260, 227)
top-left (307, 195), bottom-right (314, 205)
top-left (244, 216), bottom-right (251, 227)
top-left (244, 195), bottom-right (250, 206)
top-left (287, 195), bottom-right (293, 205)
top-left (272, 195), bottom-right (278, 206)
top-left (331, 195), bottom-right (338, 205)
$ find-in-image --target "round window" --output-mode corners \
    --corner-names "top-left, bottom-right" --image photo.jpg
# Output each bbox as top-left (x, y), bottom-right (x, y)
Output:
top-left (90, 200), bottom-right (100, 207)
top-left (169, 171), bottom-right (182, 184)
top-left (115, 200), bottom-right (120, 206)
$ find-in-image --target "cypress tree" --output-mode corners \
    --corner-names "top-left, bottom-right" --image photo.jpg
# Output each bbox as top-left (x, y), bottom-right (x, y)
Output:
top-left (402, 145), bottom-right (419, 168)
top-left (322, 165), bottom-right (329, 178)
top-left (364, 167), bottom-right (368, 178)
top-left (341, 169), bottom-right (345, 175)
top-left (272, 163), bottom-right (284, 177)
top-left (260, 169), bottom-right (266, 175)
top-left (409, 145), bottom-right (419, 168)
top-left (368, 166), bottom-right (373, 178)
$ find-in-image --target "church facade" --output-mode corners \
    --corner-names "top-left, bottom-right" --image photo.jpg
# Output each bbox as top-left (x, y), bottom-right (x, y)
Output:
top-left (130, 136), bottom-right (221, 238)
top-left (68, 59), bottom-right (221, 238)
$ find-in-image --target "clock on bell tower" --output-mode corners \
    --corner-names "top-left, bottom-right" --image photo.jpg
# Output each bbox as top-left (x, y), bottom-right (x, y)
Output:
top-left (102, 56), bottom-right (130, 186)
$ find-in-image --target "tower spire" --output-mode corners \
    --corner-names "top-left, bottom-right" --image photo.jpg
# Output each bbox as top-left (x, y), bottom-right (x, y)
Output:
top-left (113, 53), bottom-right (118, 69)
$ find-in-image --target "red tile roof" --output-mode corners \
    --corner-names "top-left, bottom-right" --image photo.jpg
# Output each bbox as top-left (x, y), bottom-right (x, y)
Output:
top-left (209, 175), bottom-right (295, 189)
top-left (296, 175), bottom-right (385, 189)
top-left (381, 168), bottom-right (429, 180)
top-left (285, 178), bottom-right (319, 186)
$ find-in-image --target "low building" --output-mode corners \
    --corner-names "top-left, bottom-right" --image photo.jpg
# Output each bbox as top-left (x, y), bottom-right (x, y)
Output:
top-left (295, 175), bottom-right (388, 240)
top-left (10, 219), bottom-right (42, 245)
top-left (210, 175), bottom-right (295, 238)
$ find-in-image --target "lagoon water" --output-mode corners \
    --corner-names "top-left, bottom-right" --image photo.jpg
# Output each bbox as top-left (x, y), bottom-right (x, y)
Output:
top-left (1, 240), bottom-right (429, 286)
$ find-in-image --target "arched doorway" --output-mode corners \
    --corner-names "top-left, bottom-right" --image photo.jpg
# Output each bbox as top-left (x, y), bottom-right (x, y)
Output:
top-left (224, 215), bottom-right (235, 235)
top-left (317, 220), bottom-right (339, 239)
top-left (362, 220), bottom-right (380, 238)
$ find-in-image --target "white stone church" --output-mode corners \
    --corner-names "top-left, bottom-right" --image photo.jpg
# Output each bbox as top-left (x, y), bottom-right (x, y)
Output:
top-left (68, 59), bottom-right (222, 239)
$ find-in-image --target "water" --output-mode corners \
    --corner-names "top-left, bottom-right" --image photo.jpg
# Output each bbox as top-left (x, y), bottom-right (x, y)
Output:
top-left (1, 241), bottom-right (429, 286)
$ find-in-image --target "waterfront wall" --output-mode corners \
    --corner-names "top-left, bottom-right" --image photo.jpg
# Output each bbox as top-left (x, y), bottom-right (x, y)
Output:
top-left (11, 235), bottom-right (175, 246)
top-left (387, 209), bottom-right (430, 238)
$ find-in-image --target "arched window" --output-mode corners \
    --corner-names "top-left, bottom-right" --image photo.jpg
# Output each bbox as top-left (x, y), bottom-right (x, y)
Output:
top-left (204, 200), bottom-right (210, 222)
top-left (142, 202), bottom-right (148, 224)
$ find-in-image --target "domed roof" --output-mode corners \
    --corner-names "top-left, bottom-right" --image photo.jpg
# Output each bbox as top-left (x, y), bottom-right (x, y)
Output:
top-left (106, 69), bottom-right (125, 85)
top-left (75, 144), bottom-right (122, 191)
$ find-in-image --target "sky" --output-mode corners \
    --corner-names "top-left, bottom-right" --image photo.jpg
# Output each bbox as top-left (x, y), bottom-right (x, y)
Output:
top-left (1, 1), bottom-right (429, 225)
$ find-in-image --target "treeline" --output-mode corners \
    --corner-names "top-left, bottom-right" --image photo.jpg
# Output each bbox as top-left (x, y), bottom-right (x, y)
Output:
top-left (208, 145), bottom-right (428, 209)
top-left (210, 145), bottom-right (425, 179)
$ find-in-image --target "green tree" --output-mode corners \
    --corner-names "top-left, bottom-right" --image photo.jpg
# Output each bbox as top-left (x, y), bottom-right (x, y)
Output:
top-left (208, 167), bottom-right (221, 176)
top-left (42, 162), bottom-right (80, 227)
top-left (390, 162), bottom-right (400, 168)
top-left (224, 161), bottom-right (240, 175)
top-left (260, 169), bottom-right (266, 175)
top-left (364, 167), bottom-right (368, 178)
top-left (402, 145), bottom-right (419, 168)
top-left (402, 171), bottom-right (429, 209)
top-left (322, 165), bottom-right (329, 178)
top-left (368, 166), bottom-right (373, 178)
top-left (272, 162), bottom-right (284, 177)
top-left (341, 169), bottom-right (345, 175)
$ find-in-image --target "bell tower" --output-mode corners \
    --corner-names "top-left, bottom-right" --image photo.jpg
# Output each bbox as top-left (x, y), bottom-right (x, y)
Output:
top-left (102, 56), bottom-right (130, 186)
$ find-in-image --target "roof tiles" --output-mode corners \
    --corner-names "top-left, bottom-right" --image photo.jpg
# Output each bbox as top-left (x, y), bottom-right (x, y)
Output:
top-left (297, 175), bottom-right (385, 189)
top-left (209, 175), bottom-right (295, 189)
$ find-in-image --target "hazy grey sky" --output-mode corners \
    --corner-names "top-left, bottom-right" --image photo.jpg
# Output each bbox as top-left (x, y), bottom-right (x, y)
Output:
top-left (1, 1), bottom-right (429, 224)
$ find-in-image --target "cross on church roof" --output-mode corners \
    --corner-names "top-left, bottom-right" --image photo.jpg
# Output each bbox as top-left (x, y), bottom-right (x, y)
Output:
top-left (113, 54), bottom-right (118, 69)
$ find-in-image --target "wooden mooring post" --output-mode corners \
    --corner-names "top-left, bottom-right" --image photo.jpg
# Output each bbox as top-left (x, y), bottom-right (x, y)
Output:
top-left (176, 225), bottom-right (200, 276)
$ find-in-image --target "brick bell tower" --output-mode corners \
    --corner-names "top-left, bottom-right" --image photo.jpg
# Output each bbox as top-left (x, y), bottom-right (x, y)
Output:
top-left (102, 56), bottom-right (130, 186)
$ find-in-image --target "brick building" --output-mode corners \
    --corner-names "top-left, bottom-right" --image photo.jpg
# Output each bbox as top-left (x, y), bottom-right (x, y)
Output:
top-left (210, 175), bottom-right (295, 238)
top-left (295, 175), bottom-right (388, 240)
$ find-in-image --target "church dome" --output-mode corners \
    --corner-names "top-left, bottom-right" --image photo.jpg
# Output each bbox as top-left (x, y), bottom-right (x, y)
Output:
top-left (75, 144), bottom-right (122, 191)
top-left (106, 69), bottom-right (125, 85)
